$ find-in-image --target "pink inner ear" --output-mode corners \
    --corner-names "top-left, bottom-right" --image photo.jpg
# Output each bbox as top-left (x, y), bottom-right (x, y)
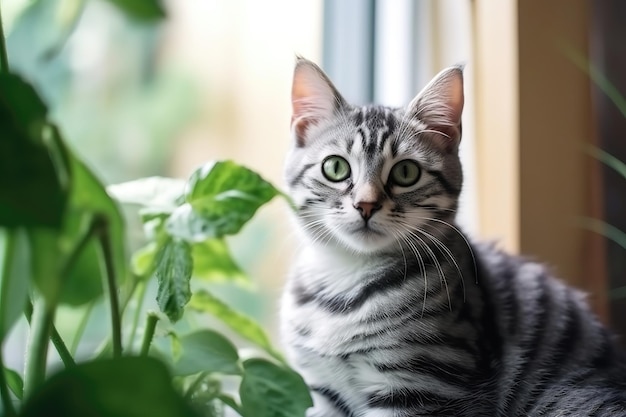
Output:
top-left (291, 116), bottom-right (311, 147)
top-left (408, 67), bottom-right (465, 151)
top-left (444, 72), bottom-right (464, 126)
top-left (290, 62), bottom-right (340, 145)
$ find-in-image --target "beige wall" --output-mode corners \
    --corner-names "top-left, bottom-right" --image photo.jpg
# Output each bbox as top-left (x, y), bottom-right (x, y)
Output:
top-left (473, 0), bottom-right (607, 318)
top-left (473, 0), bottom-right (520, 253)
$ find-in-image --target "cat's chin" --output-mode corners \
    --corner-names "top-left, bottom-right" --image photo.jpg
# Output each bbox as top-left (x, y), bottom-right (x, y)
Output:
top-left (336, 229), bottom-right (397, 255)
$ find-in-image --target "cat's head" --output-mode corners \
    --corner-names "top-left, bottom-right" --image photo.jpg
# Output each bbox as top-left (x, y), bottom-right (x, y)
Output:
top-left (285, 57), bottom-right (464, 255)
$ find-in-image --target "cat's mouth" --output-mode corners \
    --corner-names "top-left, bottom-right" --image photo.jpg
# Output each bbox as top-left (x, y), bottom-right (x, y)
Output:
top-left (337, 220), bottom-right (395, 253)
top-left (351, 222), bottom-right (384, 236)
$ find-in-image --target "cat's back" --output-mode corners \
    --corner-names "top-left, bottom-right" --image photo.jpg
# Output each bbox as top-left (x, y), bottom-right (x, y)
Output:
top-left (475, 243), bottom-right (626, 416)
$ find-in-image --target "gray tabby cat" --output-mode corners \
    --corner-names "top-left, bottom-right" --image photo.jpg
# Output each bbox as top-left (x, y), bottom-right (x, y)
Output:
top-left (280, 57), bottom-right (626, 417)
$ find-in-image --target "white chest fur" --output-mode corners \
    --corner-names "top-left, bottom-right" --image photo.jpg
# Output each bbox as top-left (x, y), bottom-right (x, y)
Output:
top-left (280, 245), bottom-right (429, 357)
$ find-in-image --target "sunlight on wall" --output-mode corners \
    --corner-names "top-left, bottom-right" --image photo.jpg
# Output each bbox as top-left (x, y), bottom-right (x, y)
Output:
top-left (164, 0), bottom-right (322, 183)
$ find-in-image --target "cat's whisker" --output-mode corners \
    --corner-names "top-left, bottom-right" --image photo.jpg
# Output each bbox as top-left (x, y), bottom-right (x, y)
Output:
top-left (394, 229), bottom-right (428, 316)
top-left (411, 215), bottom-right (479, 285)
top-left (305, 223), bottom-right (334, 248)
top-left (411, 225), bottom-right (466, 303)
top-left (397, 222), bottom-right (452, 311)
top-left (414, 205), bottom-right (457, 213)
top-left (396, 222), bottom-right (450, 311)
top-left (420, 129), bottom-right (451, 139)
top-left (397, 218), bottom-right (466, 295)
top-left (393, 232), bottom-right (409, 281)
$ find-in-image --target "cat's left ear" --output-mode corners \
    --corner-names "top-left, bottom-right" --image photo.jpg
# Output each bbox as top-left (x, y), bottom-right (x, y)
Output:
top-left (407, 66), bottom-right (464, 152)
top-left (291, 57), bottom-right (348, 147)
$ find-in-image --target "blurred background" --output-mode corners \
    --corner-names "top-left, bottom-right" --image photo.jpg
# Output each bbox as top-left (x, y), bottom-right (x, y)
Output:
top-left (2, 0), bottom-right (626, 367)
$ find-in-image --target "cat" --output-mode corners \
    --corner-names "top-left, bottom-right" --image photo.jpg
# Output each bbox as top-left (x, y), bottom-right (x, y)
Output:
top-left (280, 57), bottom-right (626, 417)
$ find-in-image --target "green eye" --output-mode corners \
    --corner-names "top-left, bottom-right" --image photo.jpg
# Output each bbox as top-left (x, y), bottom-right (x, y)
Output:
top-left (322, 156), bottom-right (351, 182)
top-left (390, 160), bottom-right (421, 186)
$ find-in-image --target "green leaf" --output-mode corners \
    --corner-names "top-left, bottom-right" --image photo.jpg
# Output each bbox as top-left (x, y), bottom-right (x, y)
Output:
top-left (104, 0), bottom-right (166, 22)
top-left (579, 217), bottom-right (626, 252)
top-left (218, 393), bottom-right (243, 415)
top-left (0, 73), bottom-right (47, 129)
top-left (28, 211), bottom-right (101, 306)
top-left (0, 229), bottom-right (31, 341)
top-left (560, 43), bottom-right (626, 120)
top-left (587, 145), bottom-right (626, 182)
top-left (40, 0), bottom-right (88, 61)
top-left (169, 330), bottom-right (241, 377)
top-left (0, 132), bottom-right (68, 228)
top-left (19, 357), bottom-right (198, 417)
top-left (131, 242), bottom-right (158, 278)
top-left (184, 374), bottom-right (221, 402)
top-left (107, 176), bottom-right (185, 210)
top-left (28, 149), bottom-right (127, 306)
top-left (62, 237), bottom-right (105, 305)
top-left (169, 331), bottom-right (183, 362)
top-left (4, 366), bottom-right (24, 400)
top-left (0, 74), bottom-right (70, 228)
top-left (165, 161), bottom-right (280, 241)
top-left (69, 155), bottom-right (126, 290)
top-left (156, 239), bottom-right (193, 322)
top-left (239, 358), bottom-right (312, 417)
top-left (192, 239), bottom-right (249, 286)
top-left (609, 285), bottom-right (626, 300)
top-left (139, 210), bottom-right (170, 240)
top-left (189, 290), bottom-right (280, 360)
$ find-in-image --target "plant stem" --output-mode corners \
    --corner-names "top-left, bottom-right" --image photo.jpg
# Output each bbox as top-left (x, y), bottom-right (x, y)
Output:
top-left (23, 298), bottom-right (54, 399)
top-left (70, 301), bottom-right (95, 355)
top-left (140, 312), bottom-right (159, 356)
top-left (0, 344), bottom-right (17, 417)
top-left (120, 278), bottom-right (139, 315)
top-left (218, 394), bottom-right (244, 416)
top-left (95, 216), bottom-right (122, 358)
top-left (22, 215), bottom-right (102, 397)
top-left (0, 2), bottom-right (9, 73)
top-left (126, 281), bottom-right (147, 352)
top-left (24, 301), bottom-right (75, 368)
top-left (0, 229), bottom-right (16, 415)
top-left (184, 371), bottom-right (210, 401)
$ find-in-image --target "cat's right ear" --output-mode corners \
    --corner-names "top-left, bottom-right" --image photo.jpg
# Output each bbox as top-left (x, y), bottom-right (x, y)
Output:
top-left (291, 57), bottom-right (346, 147)
top-left (407, 66), bottom-right (464, 152)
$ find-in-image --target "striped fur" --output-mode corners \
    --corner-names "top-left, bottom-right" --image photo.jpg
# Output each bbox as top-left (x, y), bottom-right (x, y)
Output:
top-left (281, 58), bottom-right (626, 417)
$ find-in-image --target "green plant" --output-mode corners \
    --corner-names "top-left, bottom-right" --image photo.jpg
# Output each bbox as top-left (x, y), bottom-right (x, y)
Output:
top-left (0, 2), bottom-right (312, 416)
top-left (562, 43), bottom-right (626, 301)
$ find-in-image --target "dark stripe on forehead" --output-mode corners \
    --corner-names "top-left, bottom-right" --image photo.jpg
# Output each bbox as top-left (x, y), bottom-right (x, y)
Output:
top-left (346, 136), bottom-right (354, 154)
top-left (358, 127), bottom-right (368, 155)
top-left (358, 107), bottom-right (396, 157)
top-left (390, 136), bottom-right (400, 157)
top-left (365, 135), bottom-right (377, 157)
top-left (364, 107), bottom-right (389, 131)
top-left (378, 112), bottom-right (395, 153)
top-left (352, 108), bottom-right (364, 126)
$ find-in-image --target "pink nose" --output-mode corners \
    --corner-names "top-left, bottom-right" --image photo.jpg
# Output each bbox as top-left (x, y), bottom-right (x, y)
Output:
top-left (354, 201), bottom-right (382, 220)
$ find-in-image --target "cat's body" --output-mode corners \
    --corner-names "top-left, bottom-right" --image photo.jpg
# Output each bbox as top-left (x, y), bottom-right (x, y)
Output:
top-left (280, 58), bottom-right (626, 416)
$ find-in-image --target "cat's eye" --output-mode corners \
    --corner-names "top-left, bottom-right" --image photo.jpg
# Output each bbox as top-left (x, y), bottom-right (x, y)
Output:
top-left (322, 156), bottom-right (351, 182)
top-left (390, 160), bottom-right (421, 187)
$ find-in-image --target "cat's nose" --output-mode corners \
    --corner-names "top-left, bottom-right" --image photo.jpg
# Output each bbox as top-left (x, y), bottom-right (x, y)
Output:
top-left (354, 201), bottom-right (382, 221)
